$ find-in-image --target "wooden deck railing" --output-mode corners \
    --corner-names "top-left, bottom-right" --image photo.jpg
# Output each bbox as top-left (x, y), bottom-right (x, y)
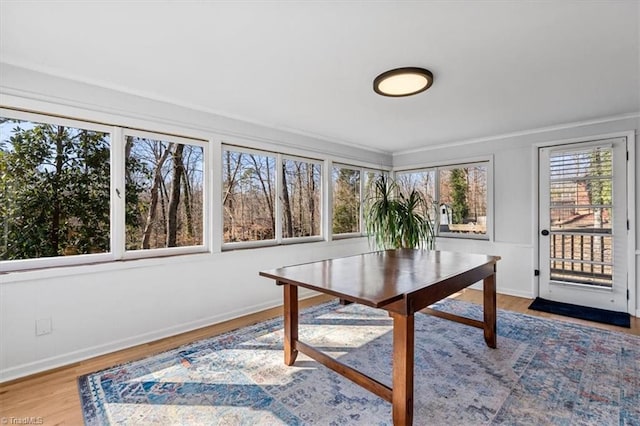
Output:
top-left (549, 231), bottom-right (612, 287)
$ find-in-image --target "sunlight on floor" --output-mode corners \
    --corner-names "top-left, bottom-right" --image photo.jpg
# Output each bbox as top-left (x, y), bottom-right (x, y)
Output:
top-left (106, 403), bottom-right (290, 425)
top-left (130, 311), bottom-right (394, 388)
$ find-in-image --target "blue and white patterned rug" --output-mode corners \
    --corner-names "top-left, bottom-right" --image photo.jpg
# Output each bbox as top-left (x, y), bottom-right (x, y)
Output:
top-left (79, 299), bottom-right (640, 425)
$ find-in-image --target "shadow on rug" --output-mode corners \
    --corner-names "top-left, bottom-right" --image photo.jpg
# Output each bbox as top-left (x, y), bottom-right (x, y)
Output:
top-left (79, 299), bottom-right (640, 425)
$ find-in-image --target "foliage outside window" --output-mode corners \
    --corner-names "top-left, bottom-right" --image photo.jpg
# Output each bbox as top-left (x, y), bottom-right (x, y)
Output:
top-left (438, 165), bottom-right (487, 235)
top-left (396, 162), bottom-right (489, 238)
top-left (363, 170), bottom-right (384, 216)
top-left (282, 157), bottom-right (321, 238)
top-left (332, 165), bottom-right (361, 234)
top-left (221, 148), bottom-right (384, 247)
top-left (223, 149), bottom-right (276, 243)
top-left (1, 109), bottom-right (389, 268)
top-left (125, 135), bottom-right (204, 250)
top-left (1, 111), bottom-right (207, 271)
top-left (396, 170), bottom-right (436, 208)
top-left (1, 117), bottom-right (111, 260)
top-left (364, 170), bottom-right (383, 198)
top-left (548, 146), bottom-right (613, 286)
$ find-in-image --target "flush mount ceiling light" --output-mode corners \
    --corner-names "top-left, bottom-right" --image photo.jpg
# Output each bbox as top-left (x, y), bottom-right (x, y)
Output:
top-left (373, 67), bottom-right (434, 97)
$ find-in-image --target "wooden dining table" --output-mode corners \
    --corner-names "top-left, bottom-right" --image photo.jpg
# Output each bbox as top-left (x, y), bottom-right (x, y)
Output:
top-left (260, 249), bottom-right (501, 426)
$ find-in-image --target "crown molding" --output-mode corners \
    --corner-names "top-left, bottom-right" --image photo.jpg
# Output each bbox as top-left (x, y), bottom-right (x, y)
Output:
top-left (0, 60), bottom-right (390, 157)
top-left (393, 112), bottom-right (640, 157)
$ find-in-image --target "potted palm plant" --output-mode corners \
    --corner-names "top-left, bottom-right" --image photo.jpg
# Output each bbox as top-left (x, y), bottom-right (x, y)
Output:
top-left (364, 174), bottom-right (435, 250)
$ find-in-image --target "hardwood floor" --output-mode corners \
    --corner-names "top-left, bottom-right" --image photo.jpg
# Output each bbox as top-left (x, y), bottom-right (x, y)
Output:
top-left (0, 290), bottom-right (637, 425)
top-left (449, 289), bottom-right (639, 336)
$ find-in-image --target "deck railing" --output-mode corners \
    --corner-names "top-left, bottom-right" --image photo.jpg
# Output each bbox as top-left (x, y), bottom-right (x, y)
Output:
top-left (549, 231), bottom-right (612, 287)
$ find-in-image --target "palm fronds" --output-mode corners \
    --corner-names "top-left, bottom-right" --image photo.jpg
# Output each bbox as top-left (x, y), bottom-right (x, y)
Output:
top-left (364, 174), bottom-right (435, 250)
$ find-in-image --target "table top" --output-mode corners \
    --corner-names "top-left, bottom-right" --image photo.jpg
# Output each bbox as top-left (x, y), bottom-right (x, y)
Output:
top-left (260, 249), bottom-right (500, 308)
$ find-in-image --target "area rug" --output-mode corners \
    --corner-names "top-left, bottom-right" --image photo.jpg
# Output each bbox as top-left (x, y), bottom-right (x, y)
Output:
top-left (79, 299), bottom-right (640, 425)
top-left (528, 297), bottom-right (631, 328)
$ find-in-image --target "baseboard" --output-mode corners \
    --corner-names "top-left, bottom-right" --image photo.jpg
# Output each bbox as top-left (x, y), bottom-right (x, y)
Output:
top-left (497, 287), bottom-right (535, 299)
top-left (0, 293), bottom-right (320, 383)
top-left (468, 282), bottom-right (534, 299)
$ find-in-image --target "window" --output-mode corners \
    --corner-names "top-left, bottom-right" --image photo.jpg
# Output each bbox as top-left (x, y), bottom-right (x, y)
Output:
top-left (396, 170), bottom-right (435, 206)
top-left (125, 132), bottom-right (204, 251)
top-left (396, 161), bottom-right (490, 239)
top-left (0, 109), bottom-right (208, 271)
top-left (364, 170), bottom-right (382, 198)
top-left (222, 148), bottom-right (276, 243)
top-left (222, 145), bottom-right (323, 247)
top-left (221, 148), bottom-right (385, 248)
top-left (332, 165), bottom-right (361, 234)
top-left (1, 115), bottom-right (111, 262)
top-left (282, 157), bottom-right (322, 239)
top-left (438, 164), bottom-right (488, 236)
top-left (1, 109), bottom-right (389, 268)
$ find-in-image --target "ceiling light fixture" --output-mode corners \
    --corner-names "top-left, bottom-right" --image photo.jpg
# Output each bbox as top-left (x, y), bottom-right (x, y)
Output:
top-left (373, 67), bottom-right (434, 97)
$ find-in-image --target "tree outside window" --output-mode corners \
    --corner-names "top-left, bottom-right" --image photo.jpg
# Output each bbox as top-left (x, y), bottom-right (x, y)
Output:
top-left (125, 136), bottom-right (204, 250)
top-left (396, 163), bottom-right (488, 238)
top-left (396, 170), bottom-right (435, 213)
top-left (223, 150), bottom-right (276, 242)
top-left (332, 166), bottom-right (360, 234)
top-left (1, 118), bottom-right (111, 260)
top-left (282, 158), bottom-right (321, 238)
top-left (438, 165), bottom-right (487, 235)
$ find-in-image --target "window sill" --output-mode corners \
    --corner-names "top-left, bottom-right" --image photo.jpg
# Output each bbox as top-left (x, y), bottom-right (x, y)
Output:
top-left (437, 233), bottom-right (490, 241)
top-left (332, 233), bottom-right (365, 240)
top-left (0, 250), bottom-right (212, 284)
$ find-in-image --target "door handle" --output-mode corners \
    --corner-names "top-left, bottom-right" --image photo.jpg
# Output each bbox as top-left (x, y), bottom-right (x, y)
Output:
top-left (541, 229), bottom-right (549, 236)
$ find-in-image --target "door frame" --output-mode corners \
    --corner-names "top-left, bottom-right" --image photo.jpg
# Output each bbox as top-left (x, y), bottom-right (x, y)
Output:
top-left (532, 130), bottom-right (636, 315)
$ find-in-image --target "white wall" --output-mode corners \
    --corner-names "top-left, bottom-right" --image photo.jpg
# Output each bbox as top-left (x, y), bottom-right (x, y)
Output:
top-left (0, 64), bottom-right (390, 382)
top-left (0, 63), bottom-right (638, 382)
top-left (394, 115), bottom-right (640, 314)
top-left (0, 237), bottom-right (373, 382)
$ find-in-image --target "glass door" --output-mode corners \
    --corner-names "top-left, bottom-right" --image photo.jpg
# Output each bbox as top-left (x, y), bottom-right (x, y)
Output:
top-left (539, 138), bottom-right (628, 312)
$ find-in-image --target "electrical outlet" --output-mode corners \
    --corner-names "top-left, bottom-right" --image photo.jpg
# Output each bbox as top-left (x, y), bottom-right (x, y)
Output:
top-left (36, 318), bottom-right (52, 336)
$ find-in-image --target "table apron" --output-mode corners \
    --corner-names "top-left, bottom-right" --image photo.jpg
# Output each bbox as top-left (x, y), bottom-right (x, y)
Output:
top-left (383, 262), bottom-right (497, 315)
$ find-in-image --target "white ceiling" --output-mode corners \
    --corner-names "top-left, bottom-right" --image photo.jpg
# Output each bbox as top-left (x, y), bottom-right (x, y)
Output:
top-left (1, 1), bottom-right (639, 154)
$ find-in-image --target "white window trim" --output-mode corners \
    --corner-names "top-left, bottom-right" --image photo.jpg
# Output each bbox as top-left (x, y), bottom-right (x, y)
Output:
top-left (221, 145), bottom-right (326, 250)
top-left (0, 109), bottom-right (209, 272)
top-left (1, 110), bottom-right (116, 272)
top-left (220, 145), bottom-right (278, 249)
top-left (122, 128), bottom-right (209, 259)
top-left (219, 145), bottom-right (387, 250)
top-left (281, 154), bottom-right (324, 241)
top-left (1, 106), bottom-right (390, 271)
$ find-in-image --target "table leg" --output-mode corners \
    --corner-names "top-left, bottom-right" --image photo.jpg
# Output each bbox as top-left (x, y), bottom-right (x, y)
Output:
top-left (483, 273), bottom-right (497, 349)
top-left (283, 283), bottom-right (299, 365)
top-left (390, 312), bottom-right (414, 426)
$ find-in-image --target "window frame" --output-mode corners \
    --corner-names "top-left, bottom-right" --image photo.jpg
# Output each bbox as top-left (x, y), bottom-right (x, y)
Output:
top-left (121, 128), bottom-right (209, 260)
top-left (0, 109), bottom-right (116, 272)
top-left (394, 158), bottom-right (493, 241)
top-left (281, 153), bottom-right (324, 244)
top-left (221, 145), bottom-right (325, 250)
top-left (0, 108), bottom-right (209, 272)
top-left (1, 107), bottom-right (391, 272)
top-left (221, 145), bottom-right (278, 250)
top-left (331, 163), bottom-right (363, 238)
top-left (333, 166), bottom-right (389, 240)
